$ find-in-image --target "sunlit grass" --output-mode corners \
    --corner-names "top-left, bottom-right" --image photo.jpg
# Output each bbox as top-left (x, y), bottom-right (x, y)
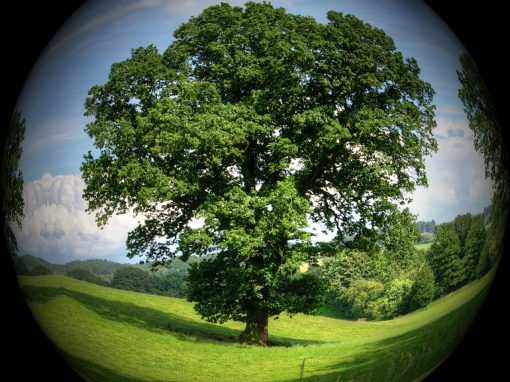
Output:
top-left (19, 267), bottom-right (495, 381)
top-left (414, 243), bottom-right (432, 251)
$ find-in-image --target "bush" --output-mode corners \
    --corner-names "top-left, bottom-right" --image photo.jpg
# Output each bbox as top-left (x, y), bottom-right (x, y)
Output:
top-left (342, 279), bottom-right (384, 319)
top-left (112, 266), bottom-right (152, 293)
top-left (322, 250), bottom-right (372, 290)
top-left (67, 269), bottom-right (109, 287)
top-left (378, 278), bottom-right (413, 319)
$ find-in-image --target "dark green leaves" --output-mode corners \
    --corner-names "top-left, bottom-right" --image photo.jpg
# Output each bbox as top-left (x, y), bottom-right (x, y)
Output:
top-left (82, 2), bottom-right (437, 328)
top-left (1, 111), bottom-right (26, 254)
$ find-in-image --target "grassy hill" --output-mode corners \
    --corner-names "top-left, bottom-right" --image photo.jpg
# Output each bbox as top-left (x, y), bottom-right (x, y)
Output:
top-left (19, 269), bottom-right (495, 381)
top-left (18, 254), bottom-right (195, 282)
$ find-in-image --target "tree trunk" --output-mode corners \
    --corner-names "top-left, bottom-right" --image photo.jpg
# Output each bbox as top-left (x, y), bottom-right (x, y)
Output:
top-left (239, 308), bottom-right (269, 346)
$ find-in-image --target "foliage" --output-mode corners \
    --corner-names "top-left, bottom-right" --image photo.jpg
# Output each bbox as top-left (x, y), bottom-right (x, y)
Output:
top-left (321, 250), bottom-right (373, 290)
top-left (30, 264), bottom-right (53, 276)
top-left (458, 53), bottom-right (508, 200)
top-left (17, 255), bottom-right (188, 298)
top-left (1, 111), bottom-right (25, 255)
top-left (415, 220), bottom-right (436, 234)
top-left (81, 2), bottom-right (436, 344)
top-left (457, 53), bottom-right (508, 283)
top-left (18, 255), bottom-right (126, 276)
top-left (63, 259), bottom-right (126, 275)
top-left (67, 269), bottom-right (109, 287)
top-left (322, 247), bottom-right (426, 320)
top-left (407, 264), bottom-right (435, 312)
top-left (462, 214), bottom-right (486, 282)
top-left (427, 223), bottom-right (463, 297)
top-left (150, 271), bottom-right (186, 298)
top-left (478, 197), bottom-right (506, 277)
top-left (417, 231), bottom-right (435, 244)
top-left (13, 256), bottom-right (30, 275)
top-left (111, 266), bottom-right (152, 293)
top-left (427, 213), bottom-right (486, 297)
top-left (342, 279), bottom-right (384, 319)
top-left (380, 208), bottom-right (420, 270)
top-left (377, 278), bottom-right (414, 319)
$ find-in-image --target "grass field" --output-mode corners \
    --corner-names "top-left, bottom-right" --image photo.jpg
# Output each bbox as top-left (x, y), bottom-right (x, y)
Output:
top-left (19, 268), bottom-right (495, 381)
top-left (414, 243), bottom-right (432, 252)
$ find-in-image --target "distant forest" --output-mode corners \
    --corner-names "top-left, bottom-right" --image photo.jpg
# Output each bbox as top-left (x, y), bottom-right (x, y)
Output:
top-left (414, 205), bottom-right (491, 244)
top-left (13, 255), bottom-right (198, 298)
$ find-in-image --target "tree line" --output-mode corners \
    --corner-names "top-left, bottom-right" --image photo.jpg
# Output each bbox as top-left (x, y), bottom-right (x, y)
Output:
top-left (14, 255), bottom-right (189, 298)
top-left (320, 210), bottom-right (499, 320)
top-left (15, 204), bottom-right (500, 321)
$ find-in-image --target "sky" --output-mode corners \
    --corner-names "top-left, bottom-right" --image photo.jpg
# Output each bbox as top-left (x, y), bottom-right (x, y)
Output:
top-left (13, 0), bottom-right (493, 263)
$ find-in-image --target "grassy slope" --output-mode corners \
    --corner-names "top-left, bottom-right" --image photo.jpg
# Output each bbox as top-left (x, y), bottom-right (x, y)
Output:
top-left (19, 269), bottom-right (495, 382)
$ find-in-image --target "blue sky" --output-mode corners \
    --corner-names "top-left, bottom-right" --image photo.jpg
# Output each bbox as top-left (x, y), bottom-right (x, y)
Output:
top-left (14, 0), bottom-right (493, 263)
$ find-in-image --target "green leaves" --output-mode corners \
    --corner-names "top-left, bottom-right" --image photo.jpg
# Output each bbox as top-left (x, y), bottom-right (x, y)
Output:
top-left (1, 111), bottom-right (26, 254)
top-left (82, 2), bottom-right (437, 333)
top-left (427, 213), bottom-right (487, 297)
top-left (458, 53), bottom-right (506, 200)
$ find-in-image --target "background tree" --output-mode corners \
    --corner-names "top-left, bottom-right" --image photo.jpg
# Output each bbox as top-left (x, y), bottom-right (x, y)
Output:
top-left (406, 263), bottom-right (435, 312)
top-left (111, 267), bottom-right (152, 293)
top-left (82, 2), bottom-right (436, 345)
top-left (427, 223), bottom-right (463, 297)
top-left (30, 264), bottom-right (53, 276)
top-left (1, 111), bottom-right (25, 256)
top-left (458, 53), bottom-right (507, 200)
top-left (462, 213), bottom-right (486, 282)
top-left (458, 54), bottom-right (508, 273)
top-left (427, 213), bottom-right (486, 297)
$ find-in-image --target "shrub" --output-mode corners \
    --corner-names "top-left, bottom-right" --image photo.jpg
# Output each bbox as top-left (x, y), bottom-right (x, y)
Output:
top-left (322, 250), bottom-right (372, 290)
top-left (378, 278), bottom-right (413, 319)
top-left (342, 279), bottom-right (384, 319)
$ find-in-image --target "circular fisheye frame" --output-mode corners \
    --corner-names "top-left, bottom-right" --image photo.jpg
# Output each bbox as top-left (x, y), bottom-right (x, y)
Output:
top-left (2, 1), bottom-right (506, 381)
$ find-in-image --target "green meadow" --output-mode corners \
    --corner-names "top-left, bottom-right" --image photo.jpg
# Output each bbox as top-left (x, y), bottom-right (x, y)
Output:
top-left (19, 267), bottom-right (494, 382)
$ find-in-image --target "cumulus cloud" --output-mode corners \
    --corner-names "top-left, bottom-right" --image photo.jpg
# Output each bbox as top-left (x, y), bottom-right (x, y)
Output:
top-left (13, 172), bottom-right (140, 263)
top-left (408, 116), bottom-right (493, 223)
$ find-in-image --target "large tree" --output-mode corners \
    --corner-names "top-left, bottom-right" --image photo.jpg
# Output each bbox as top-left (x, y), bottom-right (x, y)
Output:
top-left (82, 2), bottom-right (436, 345)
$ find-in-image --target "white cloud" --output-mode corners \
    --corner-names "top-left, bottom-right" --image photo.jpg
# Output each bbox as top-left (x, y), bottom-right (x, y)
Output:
top-left (13, 172), bottom-right (139, 263)
top-left (408, 116), bottom-right (493, 222)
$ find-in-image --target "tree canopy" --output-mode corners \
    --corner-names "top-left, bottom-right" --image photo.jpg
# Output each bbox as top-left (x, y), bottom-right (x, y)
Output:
top-left (82, 2), bottom-right (436, 345)
top-left (458, 53), bottom-right (507, 200)
top-left (457, 53), bottom-right (507, 272)
top-left (1, 111), bottom-right (25, 255)
top-left (427, 213), bottom-right (486, 297)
